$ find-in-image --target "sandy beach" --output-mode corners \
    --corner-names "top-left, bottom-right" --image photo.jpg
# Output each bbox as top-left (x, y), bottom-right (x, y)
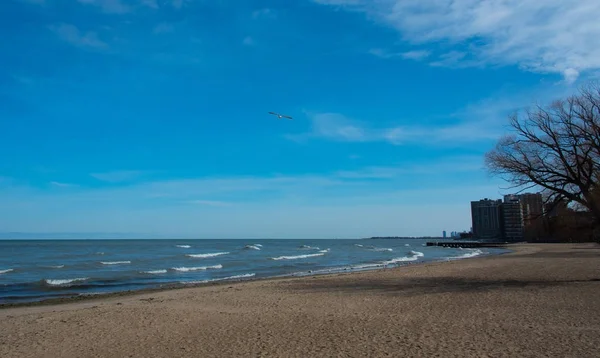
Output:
top-left (1, 243), bottom-right (599, 357)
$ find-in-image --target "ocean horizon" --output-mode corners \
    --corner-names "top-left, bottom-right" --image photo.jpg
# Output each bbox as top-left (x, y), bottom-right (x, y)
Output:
top-left (0, 239), bottom-right (508, 304)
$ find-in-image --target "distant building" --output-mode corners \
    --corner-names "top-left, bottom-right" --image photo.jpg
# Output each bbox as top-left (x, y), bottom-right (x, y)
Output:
top-left (518, 193), bottom-right (544, 226)
top-left (443, 231), bottom-right (447, 238)
top-left (471, 199), bottom-right (503, 240)
top-left (502, 195), bottom-right (524, 241)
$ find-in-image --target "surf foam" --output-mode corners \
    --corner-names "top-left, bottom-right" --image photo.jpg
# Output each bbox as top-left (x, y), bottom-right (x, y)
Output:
top-left (171, 264), bottom-right (223, 272)
top-left (185, 273), bottom-right (256, 284)
top-left (270, 253), bottom-right (325, 260)
top-left (452, 249), bottom-right (483, 259)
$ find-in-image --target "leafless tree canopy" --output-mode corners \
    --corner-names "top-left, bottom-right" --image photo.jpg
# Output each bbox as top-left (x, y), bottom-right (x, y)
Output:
top-left (485, 83), bottom-right (600, 224)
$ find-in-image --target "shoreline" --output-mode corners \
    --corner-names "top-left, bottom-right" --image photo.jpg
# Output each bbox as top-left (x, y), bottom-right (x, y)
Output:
top-left (2, 243), bottom-right (598, 357)
top-left (1, 245), bottom-right (513, 309)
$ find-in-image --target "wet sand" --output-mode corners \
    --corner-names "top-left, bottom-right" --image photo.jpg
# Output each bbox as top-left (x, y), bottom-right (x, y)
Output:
top-left (1, 243), bottom-right (599, 357)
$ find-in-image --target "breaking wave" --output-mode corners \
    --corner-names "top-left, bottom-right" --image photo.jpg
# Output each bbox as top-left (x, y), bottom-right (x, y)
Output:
top-left (100, 261), bottom-right (131, 265)
top-left (0, 268), bottom-right (14, 274)
top-left (176, 245), bottom-right (191, 248)
top-left (171, 265), bottom-right (223, 272)
top-left (186, 252), bottom-right (229, 258)
top-left (452, 249), bottom-right (483, 259)
top-left (244, 245), bottom-right (261, 250)
top-left (44, 277), bottom-right (89, 286)
top-left (271, 253), bottom-right (326, 260)
top-left (382, 251), bottom-right (425, 265)
top-left (142, 269), bottom-right (168, 274)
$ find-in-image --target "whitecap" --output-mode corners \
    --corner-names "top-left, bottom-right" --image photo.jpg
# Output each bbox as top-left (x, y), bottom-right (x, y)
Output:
top-left (369, 247), bottom-right (393, 252)
top-left (47, 265), bottom-right (65, 269)
top-left (186, 252), bottom-right (229, 258)
top-left (176, 245), bottom-right (191, 249)
top-left (318, 249), bottom-right (331, 253)
top-left (100, 261), bottom-right (131, 265)
top-left (270, 253), bottom-right (325, 260)
top-left (355, 244), bottom-right (364, 248)
top-left (171, 264), bottom-right (223, 272)
top-left (299, 245), bottom-right (320, 250)
top-left (254, 244), bottom-right (263, 247)
top-left (0, 268), bottom-right (14, 274)
top-left (44, 277), bottom-right (88, 286)
top-left (142, 269), bottom-right (168, 274)
top-left (409, 250), bottom-right (424, 257)
top-left (404, 244), bottom-right (410, 247)
top-left (244, 245), bottom-right (261, 250)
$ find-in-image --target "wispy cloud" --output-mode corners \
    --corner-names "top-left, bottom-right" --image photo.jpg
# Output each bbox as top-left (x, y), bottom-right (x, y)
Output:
top-left (243, 36), bottom-right (255, 46)
top-left (187, 200), bottom-right (232, 207)
top-left (90, 170), bottom-right (147, 183)
top-left (252, 8), bottom-right (277, 19)
top-left (140, 0), bottom-right (158, 9)
top-left (50, 181), bottom-right (77, 188)
top-left (50, 23), bottom-right (108, 49)
top-left (20, 0), bottom-right (46, 4)
top-left (77, 0), bottom-right (130, 14)
top-left (0, 163), bottom-right (495, 237)
top-left (285, 113), bottom-right (367, 143)
top-left (316, 0), bottom-right (600, 83)
top-left (153, 23), bottom-right (174, 34)
top-left (369, 48), bottom-right (430, 61)
top-left (287, 111), bottom-right (499, 145)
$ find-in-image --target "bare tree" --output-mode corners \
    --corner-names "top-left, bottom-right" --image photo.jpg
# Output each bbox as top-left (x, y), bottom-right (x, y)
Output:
top-left (485, 83), bottom-right (600, 226)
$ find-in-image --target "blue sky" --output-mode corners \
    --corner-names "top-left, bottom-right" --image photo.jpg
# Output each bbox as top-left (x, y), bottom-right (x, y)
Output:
top-left (1, 0), bottom-right (599, 238)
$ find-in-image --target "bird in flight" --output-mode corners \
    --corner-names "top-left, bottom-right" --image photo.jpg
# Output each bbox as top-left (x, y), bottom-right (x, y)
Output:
top-left (268, 112), bottom-right (293, 120)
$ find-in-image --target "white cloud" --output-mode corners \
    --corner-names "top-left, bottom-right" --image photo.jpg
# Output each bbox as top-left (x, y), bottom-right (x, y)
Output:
top-left (49, 23), bottom-right (108, 49)
top-left (77, 0), bottom-right (130, 14)
top-left (90, 170), bottom-right (147, 183)
top-left (243, 36), bottom-right (255, 46)
top-left (316, 0), bottom-right (600, 82)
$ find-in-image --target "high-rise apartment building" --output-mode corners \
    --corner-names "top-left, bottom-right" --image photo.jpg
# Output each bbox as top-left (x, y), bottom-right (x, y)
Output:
top-left (471, 199), bottom-right (503, 240)
top-left (503, 195), bottom-right (524, 241)
top-left (518, 193), bottom-right (544, 226)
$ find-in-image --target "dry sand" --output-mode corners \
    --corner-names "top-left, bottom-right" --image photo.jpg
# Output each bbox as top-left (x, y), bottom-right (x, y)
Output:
top-left (1, 243), bottom-right (599, 357)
